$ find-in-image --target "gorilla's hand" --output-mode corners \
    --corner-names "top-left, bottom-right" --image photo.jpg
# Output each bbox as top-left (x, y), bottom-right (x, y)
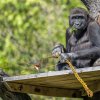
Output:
top-left (60, 53), bottom-right (78, 63)
top-left (52, 44), bottom-right (65, 57)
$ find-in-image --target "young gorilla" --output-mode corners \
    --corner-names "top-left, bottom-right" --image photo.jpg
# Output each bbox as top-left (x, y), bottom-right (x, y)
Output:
top-left (52, 7), bottom-right (100, 70)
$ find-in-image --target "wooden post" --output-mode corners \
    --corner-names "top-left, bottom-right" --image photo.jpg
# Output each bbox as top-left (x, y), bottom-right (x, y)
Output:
top-left (83, 92), bottom-right (100, 100)
top-left (0, 69), bottom-right (31, 100)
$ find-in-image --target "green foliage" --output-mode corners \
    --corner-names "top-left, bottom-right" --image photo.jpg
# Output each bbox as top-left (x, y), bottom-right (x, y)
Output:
top-left (0, 0), bottom-right (85, 99)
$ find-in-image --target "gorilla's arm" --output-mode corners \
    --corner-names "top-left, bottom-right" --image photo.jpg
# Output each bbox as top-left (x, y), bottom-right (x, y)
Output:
top-left (74, 21), bottom-right (100, 60)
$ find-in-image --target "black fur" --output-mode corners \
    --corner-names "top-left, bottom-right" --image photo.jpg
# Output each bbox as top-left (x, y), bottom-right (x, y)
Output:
top-left (57, 7), bottom-right (100, 70)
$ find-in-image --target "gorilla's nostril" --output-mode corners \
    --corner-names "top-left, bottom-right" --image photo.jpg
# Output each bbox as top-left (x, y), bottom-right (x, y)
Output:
top-left (76, 22), bottom-right (80, 25)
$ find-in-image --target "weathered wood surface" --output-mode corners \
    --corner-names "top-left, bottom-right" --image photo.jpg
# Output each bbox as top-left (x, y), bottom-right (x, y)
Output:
top-left (3, 66), bottom-right (100, 97)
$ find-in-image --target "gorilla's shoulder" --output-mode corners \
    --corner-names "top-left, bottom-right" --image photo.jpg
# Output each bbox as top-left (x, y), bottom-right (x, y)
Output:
top-left (88, 21), bottom-right (99, 29)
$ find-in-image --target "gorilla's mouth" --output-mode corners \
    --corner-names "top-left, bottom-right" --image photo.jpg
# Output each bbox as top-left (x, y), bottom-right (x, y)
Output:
top-left (74, 23), bottom-right (82, 29)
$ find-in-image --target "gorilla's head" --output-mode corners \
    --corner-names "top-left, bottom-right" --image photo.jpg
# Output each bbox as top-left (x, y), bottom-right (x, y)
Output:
top-left (69, 8), bottom-right (89, 30)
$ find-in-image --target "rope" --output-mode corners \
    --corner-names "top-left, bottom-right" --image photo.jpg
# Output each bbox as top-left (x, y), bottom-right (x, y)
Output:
top-left (33, 53), bottom-right (93, 97)
top-left (66, 59), bottom-right (93, 97)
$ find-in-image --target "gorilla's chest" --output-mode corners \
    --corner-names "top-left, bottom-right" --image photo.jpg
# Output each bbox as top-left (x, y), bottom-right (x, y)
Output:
top-left (69, 33), bottom-right (92, 52)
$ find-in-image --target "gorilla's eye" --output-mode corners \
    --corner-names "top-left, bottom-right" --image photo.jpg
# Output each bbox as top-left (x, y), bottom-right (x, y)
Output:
top-left (78, 16), bottom-right (84, 19)
top-left (72, 16), bottom-right (84, 19)
top-left (72, 16), bottom-right (77, 19)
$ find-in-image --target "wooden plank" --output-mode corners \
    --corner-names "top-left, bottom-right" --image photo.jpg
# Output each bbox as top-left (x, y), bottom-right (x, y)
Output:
top-left (4, 66), bottom-right (100, 83)
top-left (17, 75), bottom-right (100, 87)
top-left (8, 73), bottom-right (100, 86)
top-left (7, 82), bottom-right (81, 97)
top-left (4, 67), bottom-right (100, 88)
top-left (3, 66), bottom-right (100, 97)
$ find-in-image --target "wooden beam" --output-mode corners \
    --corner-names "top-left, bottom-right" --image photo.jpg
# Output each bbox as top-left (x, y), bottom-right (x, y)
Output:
top-left (4, 66), bottom-right (100, 83)
top-left (7, 82), bottom-right (81, 97)
top-left (3, 66), bottom-right (100, 97)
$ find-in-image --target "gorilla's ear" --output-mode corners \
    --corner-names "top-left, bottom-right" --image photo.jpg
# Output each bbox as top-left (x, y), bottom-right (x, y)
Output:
top-left (68, 16), bottom-right (71, 26)
top-left (69, 15), bottom-right (73, 27)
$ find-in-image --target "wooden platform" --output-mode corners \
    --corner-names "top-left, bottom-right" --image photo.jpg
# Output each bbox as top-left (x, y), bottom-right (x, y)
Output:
top-left (3, 66), bottom-right (100, 97)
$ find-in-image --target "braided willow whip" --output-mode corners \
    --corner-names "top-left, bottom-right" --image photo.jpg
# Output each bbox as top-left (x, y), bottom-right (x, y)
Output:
top-left (33, 54), bottom-right (93, 97)
top-left (66, 59), bottom-right (93, 97)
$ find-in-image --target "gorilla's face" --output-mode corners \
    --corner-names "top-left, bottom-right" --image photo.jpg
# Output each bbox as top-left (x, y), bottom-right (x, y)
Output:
top-left (70, 14), bottom-right (88, 30)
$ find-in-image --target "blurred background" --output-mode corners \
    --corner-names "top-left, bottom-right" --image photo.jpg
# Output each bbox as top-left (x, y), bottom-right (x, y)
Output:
top-left (0, 0), bottom-right (86, 99)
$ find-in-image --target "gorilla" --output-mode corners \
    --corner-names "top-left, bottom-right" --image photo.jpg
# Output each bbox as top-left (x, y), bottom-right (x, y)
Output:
top-left (52, 7), bottom-right (100, 70)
